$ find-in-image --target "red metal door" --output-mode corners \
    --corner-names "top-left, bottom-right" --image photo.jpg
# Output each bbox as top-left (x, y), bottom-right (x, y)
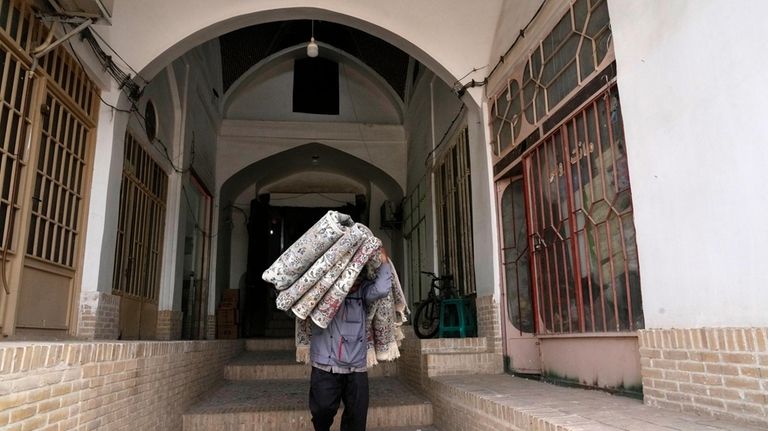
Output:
top-left (524, 86), bottom-right (643, 335)
top-left (497, 176), bottom-right (540, 373)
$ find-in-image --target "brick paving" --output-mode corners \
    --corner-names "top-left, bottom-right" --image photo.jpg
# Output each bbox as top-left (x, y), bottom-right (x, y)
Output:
top-left (224, 350), bottom-right (398, 380)
top-left (431, 374), bottom-right (766, 431)
top-left (186, 377), bottom-right (430, 413)
top-left (183, 377), bottom-right (434, 430)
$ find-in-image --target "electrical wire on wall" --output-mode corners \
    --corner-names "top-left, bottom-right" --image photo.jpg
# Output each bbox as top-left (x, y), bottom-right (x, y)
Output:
top-left (63, 21), bottom-right (213, 246)
top-left (61, 21), bottom-right (199, 175)
top-left (423, 104), bottom-right (466, 167)
top-left (339, 63), bottom-right (375, 165)
top-left (452, 0), bottom-right (547, 97)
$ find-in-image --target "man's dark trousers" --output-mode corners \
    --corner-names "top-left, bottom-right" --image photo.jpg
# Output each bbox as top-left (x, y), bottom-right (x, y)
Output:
top-left (309, 367), bottom-right (369, 431)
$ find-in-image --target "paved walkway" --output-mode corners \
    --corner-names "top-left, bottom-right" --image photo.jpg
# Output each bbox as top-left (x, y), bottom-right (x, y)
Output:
top-left (432, 374), bottom-right (765, 431)
top-left (187, 377), bottom-right (429, 413)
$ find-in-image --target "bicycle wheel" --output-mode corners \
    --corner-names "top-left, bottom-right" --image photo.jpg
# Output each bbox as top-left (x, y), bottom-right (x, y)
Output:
top-left (413, 299), bottom-right (440, 338)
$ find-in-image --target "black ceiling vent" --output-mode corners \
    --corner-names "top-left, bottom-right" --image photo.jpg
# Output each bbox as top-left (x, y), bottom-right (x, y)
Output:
top-left (293, 57), bottom-right (339, 115)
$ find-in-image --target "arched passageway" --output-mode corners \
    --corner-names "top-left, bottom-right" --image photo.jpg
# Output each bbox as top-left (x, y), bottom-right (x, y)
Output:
top-left (218, 143), bottom-right (405, 336)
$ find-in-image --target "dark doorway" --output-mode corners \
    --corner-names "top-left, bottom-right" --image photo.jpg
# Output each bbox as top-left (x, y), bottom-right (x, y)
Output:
top-left (243, 196), bottom-right (365, 338)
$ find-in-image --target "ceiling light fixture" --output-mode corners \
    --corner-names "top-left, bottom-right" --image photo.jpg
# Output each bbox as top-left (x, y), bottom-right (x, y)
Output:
top-left (307, 20), bottom-right (319, 58)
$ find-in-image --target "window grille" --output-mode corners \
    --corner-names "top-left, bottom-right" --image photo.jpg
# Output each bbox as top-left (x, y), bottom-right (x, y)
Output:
top-left (434, 127), bottom-right (475, 296)
top-left (0, 43), bottom-right (30, 252)
top-left (489, 0), bottom-right (611, 157)
top-left (25, 92), bottom-right (90, 267)
top-left (499, 178), bottom-right (534, 334)
top-left (402, 176), bottom-right (427, 306)
top-left (0, 0), bottom-right (100, 333)
top-left (525, 85), bottom-right (642, 334)
top-left (0, 0), bottom-right (39, 52)
top-left (112, 132), bottom-right (168, 302)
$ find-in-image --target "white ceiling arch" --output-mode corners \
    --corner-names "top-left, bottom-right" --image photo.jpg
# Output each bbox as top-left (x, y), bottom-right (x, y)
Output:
top-left (222, 43), bottom-right (405, 123)
top-left (101, 1), bottom-right (503, 107)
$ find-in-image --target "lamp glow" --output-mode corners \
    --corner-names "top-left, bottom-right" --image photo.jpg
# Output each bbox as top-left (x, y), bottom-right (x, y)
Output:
top-left (307, 37), bottom-right (319, 58)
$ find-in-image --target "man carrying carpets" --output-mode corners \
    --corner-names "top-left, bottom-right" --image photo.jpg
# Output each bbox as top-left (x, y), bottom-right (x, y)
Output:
top-left (308, 249), bottom-right (392, 431)
top-left (262, 211), bottom-right (409, 431)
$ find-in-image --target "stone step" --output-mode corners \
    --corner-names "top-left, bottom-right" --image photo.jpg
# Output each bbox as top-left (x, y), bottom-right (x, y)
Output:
top-left (225, 351), bottom-right (398, 380)
top-left (183, 378), bottom-right (432, 431)
top-left (245, 338), bottom-right (295, 351)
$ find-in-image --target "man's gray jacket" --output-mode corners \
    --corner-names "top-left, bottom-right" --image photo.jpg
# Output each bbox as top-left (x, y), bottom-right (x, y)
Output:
top-left (310, 262), bottom-right (393, 371)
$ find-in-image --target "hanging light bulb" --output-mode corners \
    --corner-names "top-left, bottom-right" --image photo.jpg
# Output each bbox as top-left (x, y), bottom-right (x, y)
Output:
top-left (307, 20), bottom-right (319, 57)
top-left (307, 37), bottom-right (319, 57)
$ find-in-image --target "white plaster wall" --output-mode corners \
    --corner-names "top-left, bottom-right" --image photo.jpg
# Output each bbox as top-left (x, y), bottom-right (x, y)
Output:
top-left (228, 187), bottom-right (255, 291)
top-left (609, 1), bottom-right (768, 327)
top-left (80, 87), bottom-right (130, 295)
top-left (94, 0), bottom-right (504, 106)
top-left (268, 193), bottom-right (356, 207)
top-left (130, 63), bottom-right (177, 172)
top-left (226, 58), bottom-right (401, 124)
top-left (465, 94), bottom-right (496, 298)
top-left (183, 41), bottom-right (222, 190)
top-left (403, 71), bottom-right (464, 283)
top-left (216, 121), bottom-right (407, 192)
top-left (135, 41), bottom-right (223, 310)
top-left (403, 72), bottom-right (436, 282)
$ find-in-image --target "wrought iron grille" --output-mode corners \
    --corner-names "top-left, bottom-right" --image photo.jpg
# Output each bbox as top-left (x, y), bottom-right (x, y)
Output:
top-left (525, 85), bottom-right (642, 334)
top-left (26, 91), bottom-right (90, 267)
top-left (0, 0), bottom-right (39, 52)
top-left (489, 0), bottom-right (612, 157)
top-left (112, 132), bottom-right (167, 301)
top-left (0, 43), bottom-right (29, 252)
top-left (499, 178), bottom-right (534, 334)
top-left (402, 175), bottom-right (427, 306)
top-left (434, 127), bottom-right (476, 296)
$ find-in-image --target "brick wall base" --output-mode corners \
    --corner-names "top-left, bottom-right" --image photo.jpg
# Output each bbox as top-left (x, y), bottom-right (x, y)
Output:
top-left (77, 292), bottom-right (120, 340)
top-left (156, 310), bottom-right (183, 340)
top-left (0, 339), bottom-right (243, 430)
top-left (206, 314), bottom-right (216, 340)
top-left (476, 295), bottom-right (502, 353)
top-left (639, 327), bottom-right (767, 427)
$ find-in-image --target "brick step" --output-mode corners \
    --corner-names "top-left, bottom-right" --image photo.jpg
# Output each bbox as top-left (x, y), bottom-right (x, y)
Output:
top-left (225, 351), bottom-right (398, 380)
top-left (418, 336), bottom-right (492, 354)
top-left (245, 338), bottom-right (295, 351)
top-left (182, 378), bottom-right (432, 431)
top-left (369, 427), bottom-right (440, 431)
top-left (424, 351), bottom-right (503, 377)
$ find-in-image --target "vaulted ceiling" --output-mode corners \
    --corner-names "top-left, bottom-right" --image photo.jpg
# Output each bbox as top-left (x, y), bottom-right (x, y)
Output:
top-left (218, 20), bottom-right (415, 100)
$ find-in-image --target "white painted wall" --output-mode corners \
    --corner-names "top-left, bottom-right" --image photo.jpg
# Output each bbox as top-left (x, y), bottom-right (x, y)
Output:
top-left (216, 121), bottom-right (407, 192)
top-left (609, 0), bottom-right (768, 327)
top-left (95, 0), bottom-right (504, 107)
top-left (403, 71), bottom-right (464, 286)
top-left (135, 40), bottom-right (223, 311)
top-left (226, 57), bottom-right (401, 124)
top-left (80, 87), bottom-right (130, 295)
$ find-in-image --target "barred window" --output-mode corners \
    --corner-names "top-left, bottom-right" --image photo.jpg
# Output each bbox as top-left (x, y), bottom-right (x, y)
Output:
top-left (112, 132), bottom-right (168, 301)
top-left (403, 176), bottom-right (427, 307)
top-left (525, 86), bottom-right (642, 334)
top-left (489, 0), bottom-right (611, 156)
top-left (434, 127), bottom-right (475, 296)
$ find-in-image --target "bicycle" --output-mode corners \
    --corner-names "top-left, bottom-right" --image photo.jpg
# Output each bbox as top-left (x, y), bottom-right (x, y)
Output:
top-left (413, 271), bottom-right (456, 338)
